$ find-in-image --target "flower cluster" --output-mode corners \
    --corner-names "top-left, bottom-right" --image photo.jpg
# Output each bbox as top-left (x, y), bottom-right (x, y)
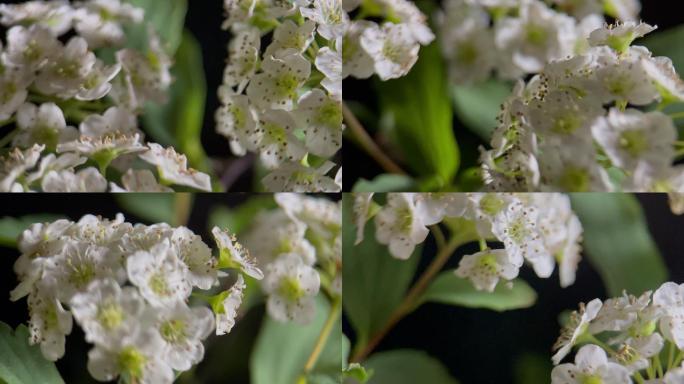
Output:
top-left (216, 0), bottom-right (344, 192)
top-left (0, 0), bottom-right (211, 192)
top-left (437, 0), bottom-right (640, 85)
top-left (342, 0), bottom-right (435, 81)
top-left (551, 282), bottom-right (684, 384)
top-left (354, 193), bottom-right (583, 291)
top-left (480, 22), bottom-right (684, 193)
top-left (242, 193), bottom-right (341, 323)
top-left (10, 214), bottom-right (261, 383)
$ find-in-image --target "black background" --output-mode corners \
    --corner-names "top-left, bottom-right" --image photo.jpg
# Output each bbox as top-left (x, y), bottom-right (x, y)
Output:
top-left (342, 194), bottom-right (684, 383)
top-left (342, 0), bottom-right (684, 189)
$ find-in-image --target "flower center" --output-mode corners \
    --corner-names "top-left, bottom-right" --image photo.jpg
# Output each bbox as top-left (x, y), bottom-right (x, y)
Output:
top-left (160, 319), bottom-right (187, 344)
top-left (97, 302), bottom-right (124, 330)
top-left (477, 253), bottom-right (499, 275)
top-left (552, 114), bottom-right (581, 135)
top-left (148, 273), bottom-right (169, 296)
top-left (69, 262), bottom-right (96, 289)
top-left (559, 167), bottom-right (589, 192)
top-left (279, 276), bottom-right (304, 301)
top-left (525, 24), bottom-right (548, 46)
top-left (507, 218), bottom-right (528, 244)
top-left (456, 42), bottom-right (478, 65)
top-left (117, 346), bottom-right (146, 379)
top-left (479, 195), bottom-right (505, 216)
top-left (581, 375), bottom-right (603, 384)
top-left (619, 130), bottom-right (648, 157)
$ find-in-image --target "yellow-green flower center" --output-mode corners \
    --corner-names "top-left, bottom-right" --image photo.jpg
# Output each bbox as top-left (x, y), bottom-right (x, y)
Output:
top-left (117, 346), bottom-right (146, 379)
top-left (619, 130), bottom-right (648, 157)
top-left (160, 319), bottom-right (187, 344)
top-left (97, 302), bottom-right (124, 330)
top-left (279, 276), bottom-right (304, 301)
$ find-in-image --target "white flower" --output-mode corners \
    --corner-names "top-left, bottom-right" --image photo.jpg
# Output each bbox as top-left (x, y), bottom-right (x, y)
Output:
top-left (0, 67), bottom-right (32, 121)
top-left (494, 1), bottom-right (576, 76)
top-left (0, 144), bottom-right (44, 192)
top-left (415, 193), bottom-right (468, 226)
top-left (550, 0), bottom-right (603, 20)
top-left (665, 363), bottom-right (684, 384)
top-left (342, 21), bottom-right (375, 79)
top-left (262, 161), bottom-right (340, 192)
top-left (592, 109), bottom-right (676, 172)
top-left (296, 89), bottom-right (342, 157)
top-left (69, 278), bottom-right (145, 345)
top-left (79, 106), bottom-right (139, 138)
top-left (455, 249), bottom-right (521, 292)
top-left (315, 47), bottom-right (342, 99)
top-left (537, 144), bottom-right (613, 192)
top-left (552, 299), bottom-right (603, 364)
top-left (13, 102), bottom-right (79, 151)
top-left (442, 20), bottom-right (495, 85)
top-left (653, 282), bottom-right (684, 349)
top-left (110, 169), bottom-right (173, 192)
top-left (589, 291), bottom-right (652, 334)
top-left (491, 200), bottom-right (551, 275)
top-left (588, 22), bottom-right (656, 53)
top-left (556, 214), bottom-right (583, 288)
top-left (215, 274), bottom-right (246, 335)
top-left (126, 240), bottom-right (192, 307)
top-left (25, 153), bottom-right (87, 186)
top-left (551, 344), bottom-right (631, 384)
top-left (138, 143), bottom-right (212, 191)
top-left (616, 333), bottom-right (664, 373)
top-left (41, 167), bottom-right (108, 192)
top-left (300, 0), bottom-right (346, 41)
top-left (254, 109), bottom-right (307, 169)
top-left (246, 53), bottom-right (311, 111)
top-left (590, 46), bottom-right (659, 106)
top-left (262, 253), bottom-right (320, 324)
top-left (75, 59), bottom-right (122, 101)
top-left (0, 1), bottom-right (73, 36)
top-left (360, 23), bottom-right (420, 81)
top-left (87, 328), bottom-right (174, 384)
top-left (374, 193), bottom-right (429, 260)
top-left (212, 226), bottom-right (264, 280)
top-left (382, 0), bottom-right (434, 45)
top-left (171, 226), bottom-right (218, 290)
top-left (155, 301), bottom-right (214, 372)
top-left (41, 241), bottom-right (122, 302)
top-left (641, 56), bottom-right (684, 105)
top-left (466, 193), bottom-right (515, 237)
top-left (215, 92), bottom-right (259, 156)
top-left (27, 288), bottom-right (73, 361)
top-left (4, 25), bottom-right (60, 70)
top-left (264, 20), bottom-right (316, 58)
top-left (74, 0), bottom-right (144, 48)
top-left (57, 133), bottom-right (147, 170)
top-left (242, 210), bottom-right (316, 265)
top-left (34, 37), bottom-right (96, 97)
top-left (222, 28), bottom-right (260, 92)
top-left (275, 193), bottom-right (341, 242)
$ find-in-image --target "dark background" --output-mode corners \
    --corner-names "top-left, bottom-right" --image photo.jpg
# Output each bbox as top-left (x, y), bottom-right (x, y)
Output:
top-left (342, 194), bottom-right (684, 384)
top-left (342, 0), bottom-right (684, 189)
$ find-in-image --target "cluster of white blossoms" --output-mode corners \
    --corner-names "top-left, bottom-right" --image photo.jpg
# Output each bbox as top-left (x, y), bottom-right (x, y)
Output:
top-left (10, 214), bottom-right (261, 383)
top-left (342, 0), bottom-right (434, 81)
top-left (0, 0), bottom-right (212, 192)
top-left (551, 282), bottom-right (684, 384)
top-left (437, 0), bottom-right (641, 84)
top-left (216, 0), bottom-right (344, 192)
top-left (354, 193), bottom-right (583, 291)
top-left (480, 21), bottom-right (684, 193)
top-left (242, 193), bottom-right (341, 323)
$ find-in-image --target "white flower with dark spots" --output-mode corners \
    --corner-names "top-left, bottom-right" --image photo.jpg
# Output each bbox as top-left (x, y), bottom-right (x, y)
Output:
top-left (262, 253), bottom-right (320, 324)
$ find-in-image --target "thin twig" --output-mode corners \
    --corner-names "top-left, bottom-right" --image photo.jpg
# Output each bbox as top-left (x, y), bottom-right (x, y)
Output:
top-left (298, 298), bottom-right (342, 382)
top-left (342, 102), bottom-right (407, 175)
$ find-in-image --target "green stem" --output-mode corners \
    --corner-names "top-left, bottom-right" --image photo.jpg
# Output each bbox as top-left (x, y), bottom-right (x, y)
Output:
top-left (173, 193), bottom-right (194, 226)
top-left (668, 341), bottom-right (676, 370)
top-left (478, 238), bottom-right (487, 251)
top-left (342, 101), bottom-right (407, 175)
top-left (655, 355), bottom-right (664, 378)
top-left (297, 298), bottom-right (341, 383)
top-left (634, 372), bottom-right (646, 384)
top-left (350, 234), bottom-right (469, 362)
top-left (429, 225), bottom-right (446, 250)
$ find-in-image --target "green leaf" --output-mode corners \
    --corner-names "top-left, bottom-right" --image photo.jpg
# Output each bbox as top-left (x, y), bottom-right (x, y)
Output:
top-left (351, 174), bottom-right (416, 192)
top-left (377, 41), bottom-right (459, 185)
top-left (250, 297), bottom-right (342, 384)
top-left (342, 195), bottom-right (421, 347)
top-left (513, 353), bottom-right (552, 384)
top-left (208, 196), bottom-right (277, 235)
top-left (114, 193), bottom-right (174, 224)
top-left (421, 273), bottom-right (537, 311)
top-left (125, 0), bottom-right (187, 55)
top-left (0, 323), bottom-right (64, 384)
top-left (452, 80), bottom-right (512, 141)
top-left (143, 31), bottom-right (213, 176)
top-left (343, 363), bottom-right (372, 383)
top-left (570, 194), bottom-right (668, 296)
top-left (0, 215), bottom-right (64, 248)
top-left (364, 350), bottom-right (458, 384)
